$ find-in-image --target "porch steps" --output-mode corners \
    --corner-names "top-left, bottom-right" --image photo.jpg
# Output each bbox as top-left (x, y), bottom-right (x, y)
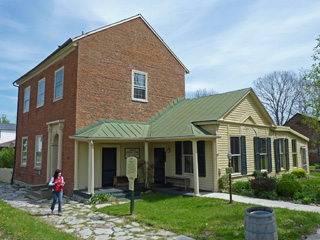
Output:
top-left (28, 184), bottom-right (52, 199)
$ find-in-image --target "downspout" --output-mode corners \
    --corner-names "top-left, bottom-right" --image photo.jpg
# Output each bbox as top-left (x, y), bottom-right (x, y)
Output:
top-left (11, 81), bottom-right (19, 185)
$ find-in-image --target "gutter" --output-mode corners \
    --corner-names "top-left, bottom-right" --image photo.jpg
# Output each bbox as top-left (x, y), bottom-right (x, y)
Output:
top-left (11, 82), bottom-right (19, 185)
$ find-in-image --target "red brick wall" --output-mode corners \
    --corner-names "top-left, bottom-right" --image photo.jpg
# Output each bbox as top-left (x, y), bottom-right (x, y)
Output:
top-left (76, 17), bottom-right (186, 130)
top-left (14, 50), bottom-right (78, 196)
top-left (285, 114), bottom-right (320, 165)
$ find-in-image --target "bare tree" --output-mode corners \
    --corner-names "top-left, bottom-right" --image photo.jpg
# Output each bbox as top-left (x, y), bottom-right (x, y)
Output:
top-left (187, 89), bottom-right (218, 99)
top-left (253, 71), bottom-right (303, 125)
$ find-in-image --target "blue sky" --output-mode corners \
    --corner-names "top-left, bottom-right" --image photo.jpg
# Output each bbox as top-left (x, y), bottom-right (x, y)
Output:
top-left (1, 0), bottom-right (320, 123)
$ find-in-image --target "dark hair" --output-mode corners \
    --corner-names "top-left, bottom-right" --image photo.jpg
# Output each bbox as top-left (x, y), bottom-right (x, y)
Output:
top-left (53, 169), bottom-right (61, 178)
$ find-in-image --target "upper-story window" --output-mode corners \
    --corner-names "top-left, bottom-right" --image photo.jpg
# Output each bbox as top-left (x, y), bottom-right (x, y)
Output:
top-left (24, 87), bottom-right (30, 112)
top-left (292, 139), bottom-right (297, 167)
top-left (54, 67), bottom-right (64, 101)
top-left (132, 70), bottom-right (148, 102)
top-left (37, 78), bottom-right (45, 107)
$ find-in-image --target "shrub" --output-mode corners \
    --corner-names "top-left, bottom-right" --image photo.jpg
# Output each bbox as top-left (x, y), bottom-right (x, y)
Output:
top-left (232, 181), bottom-right (251, 195)
top-left (276, 179), bottom-right (302, 198)
top-left (250, 177), bottom-right (276, 192)
top-left (314, 163), bottom-right (320, 169)
top-left (293, 191), bottom-right (306, 202)
top-left (282, 173), bottom-right (297, 181)
top-left (255, 191), bottom-right (278, 200)
top-left (252, 170), bottom-right (268, 179)
top-left (303, 197), bottom-right (313, 204)
top-left (291, 169), bottom-right (307, 178)
top-left (218, 175), bottom-right (229, 192)
top-left (0, 146), bottom-right (15, 168)
top-left (87, 193), bottom-right (115, 205)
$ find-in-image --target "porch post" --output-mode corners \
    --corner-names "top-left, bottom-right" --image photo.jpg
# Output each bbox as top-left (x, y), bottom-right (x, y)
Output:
top-left (144, 142), bottom-right (149, 188)
top-left (57, 123), bottom-right (64, 169)
top-left (74, 140), bottom-right (79, 190)
top-left (88, 141), bottom-right (92, 194)
top-left (212, 139), bottom-right (218, 191)
top-left (90, 141), bottom-right (95, 194)
top-left (46, 125), bottom-right (52, 182)
top-left (192, 140), bottom-right (200, 196)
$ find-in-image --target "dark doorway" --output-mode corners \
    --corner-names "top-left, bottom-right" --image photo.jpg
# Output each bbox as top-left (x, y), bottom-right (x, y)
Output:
top-left (154, 148), bottom-right (166, 184)
top-left (102, 148), bottom-right (117, 187)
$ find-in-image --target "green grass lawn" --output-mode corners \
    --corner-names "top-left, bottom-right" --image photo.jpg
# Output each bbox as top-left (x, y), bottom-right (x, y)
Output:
top-left (0, 199), bottom-right (77, 240)
top-left (96, 193), bottom-right (320, 240)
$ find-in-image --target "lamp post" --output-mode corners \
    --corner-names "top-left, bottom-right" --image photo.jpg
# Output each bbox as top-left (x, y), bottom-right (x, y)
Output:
top-left (227, 152), bottom-right (233, 204)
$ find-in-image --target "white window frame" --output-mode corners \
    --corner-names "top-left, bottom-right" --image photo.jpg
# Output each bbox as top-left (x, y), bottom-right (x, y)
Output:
top-left (182, 141), bottom-right (193, 174)
top-left (21, 137), bottom-right (28, 167)
top-left (54, 66), bottom-right (64, 101)
top-left (34, 135), bottom-right (43, 169)
top-left (24, 86), bottom-right (30, 112)
top-left (37, 78), bottom-right (45, 107)
top-left (279, 139), bottom-right (286, 169)
top-left (230, 136), bottom-right (241, 174)
top-left (259, 138), bottom-right (268, 171)
top-left (132, 70), bottom-right (148, 102)
top-left (292, 139), bottom-right (297, 168)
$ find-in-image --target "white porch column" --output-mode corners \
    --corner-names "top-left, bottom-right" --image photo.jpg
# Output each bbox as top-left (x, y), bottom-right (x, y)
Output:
top-left (88, 141), bottom-right (92, 194)
top-left (46, 125), bottom-right (52, 182)
top-left (57, 124), bottom-right (64, 169)
top-left (74, 140), bottom-right (79, 190)
top-left (212, 139), bottom-right (218, 192)
top-left (90, 141), bottom-right (95, 194)
top-left (192, 140), bottom-right (200, 196)
top-left (144, 142), bottom-right (149, 187)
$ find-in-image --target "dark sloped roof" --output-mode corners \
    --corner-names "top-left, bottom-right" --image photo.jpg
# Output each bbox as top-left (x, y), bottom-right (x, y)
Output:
top-left (0, 123), bottom-right (16, 130)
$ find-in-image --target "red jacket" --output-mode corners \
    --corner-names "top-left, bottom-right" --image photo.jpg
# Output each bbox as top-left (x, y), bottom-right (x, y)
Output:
top-left (53, 177), bottom-right (64, 192)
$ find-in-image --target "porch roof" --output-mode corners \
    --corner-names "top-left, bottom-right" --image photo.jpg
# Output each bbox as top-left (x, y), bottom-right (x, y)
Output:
top-left (72, 88), bottom-right (251, 140)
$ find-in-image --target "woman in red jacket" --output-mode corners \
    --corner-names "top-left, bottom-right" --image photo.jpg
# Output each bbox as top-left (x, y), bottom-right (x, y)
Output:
top-left (49, 169), bottom-right (65, 216)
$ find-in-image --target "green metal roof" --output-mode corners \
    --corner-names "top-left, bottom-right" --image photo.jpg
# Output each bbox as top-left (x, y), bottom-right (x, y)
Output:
top-left (148, 88), bottom-right (251, 138)
top-left (73, 88), bottom-right (251, 139)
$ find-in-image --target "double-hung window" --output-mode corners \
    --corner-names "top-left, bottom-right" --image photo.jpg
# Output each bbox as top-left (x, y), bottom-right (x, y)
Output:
top-left (230, 137), bottom-right (241, 173)
top-left (259, 138), bottom-right (268, 170)
top-left (279, 139), bottom-right (285, 168)
top-left (292, 140), bottom-right (297, 167)
top-left (34, 135), bottom-right (42, 168)
top-left (54, 67), bottom-right (64, 101)
top-left (37, 78), bottom-right (45, 107)
top-left (21, 137), bottom-right (28, 166)
top-left (183, 141), bottom-right (193, 174)
top-left (132, 70), bottom-right (147, 102)
top-left (24, 87), bottom-right (30, 112)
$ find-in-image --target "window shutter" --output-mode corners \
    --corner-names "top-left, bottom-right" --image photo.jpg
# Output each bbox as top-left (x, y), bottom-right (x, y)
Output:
top-left (285, 138), bottom-right (290, 170)
top-left (197, 141), bottom-right (206, 177)
top-left (267, 138), bottom-right (272, 172)
top-left (175, 141), bottom-right (182, 175)
top-left (254, 137), bottom-right (261, 171)
top-left (241, 136), bottom-right (247, 175)
top-left (274, 139), bottom-right (281, 172)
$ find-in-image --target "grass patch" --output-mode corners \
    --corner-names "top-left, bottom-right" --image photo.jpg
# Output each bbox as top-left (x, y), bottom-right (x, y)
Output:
top-left (310, 171), bottom-right (320, 177)
top-left (0, 199), bottom-right (77, 239)
top-left (97, 193), bottom-right (320, 240)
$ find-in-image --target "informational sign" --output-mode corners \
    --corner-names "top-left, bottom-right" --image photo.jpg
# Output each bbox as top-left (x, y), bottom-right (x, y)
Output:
top-left (126, 157), bottom-right (137, 191)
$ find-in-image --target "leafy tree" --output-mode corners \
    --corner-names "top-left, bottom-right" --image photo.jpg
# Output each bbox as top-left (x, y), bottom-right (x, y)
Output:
top-left (253, 71), bottom-right (304, 125)
top-left (302, 36), bottom-right (320, 145)
top-left (187, 88), bottom-right (217, 99)
top-left (0, 114), bottom-right (10, 123)
top-left (0, 146), bottom-right (15, 168)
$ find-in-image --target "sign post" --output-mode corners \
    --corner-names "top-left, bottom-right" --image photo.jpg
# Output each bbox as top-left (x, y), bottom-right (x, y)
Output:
top-left (126, 156), bottom-right (137, 215)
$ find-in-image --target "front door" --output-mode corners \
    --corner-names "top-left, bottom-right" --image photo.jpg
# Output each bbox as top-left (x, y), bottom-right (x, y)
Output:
top-left (154, 148), bottom-right (166, 184)
top-left (102, 148), bottom-right (117, 187)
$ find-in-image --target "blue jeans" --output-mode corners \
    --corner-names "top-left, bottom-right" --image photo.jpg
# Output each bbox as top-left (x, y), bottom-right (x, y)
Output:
top-left (51, 190), bottom-right (63, 213)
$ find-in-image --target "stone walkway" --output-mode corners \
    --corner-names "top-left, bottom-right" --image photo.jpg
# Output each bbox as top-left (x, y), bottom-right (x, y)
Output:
top-left (0, 182), bottom-right (194, 240)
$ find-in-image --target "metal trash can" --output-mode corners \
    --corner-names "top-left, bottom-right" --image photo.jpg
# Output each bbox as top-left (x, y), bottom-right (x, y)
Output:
top-left (245, 206), bottom-right (278, 240)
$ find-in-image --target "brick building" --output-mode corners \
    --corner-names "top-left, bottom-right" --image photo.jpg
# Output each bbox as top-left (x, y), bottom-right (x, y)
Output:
top-left (284, 113), bottom-right (320, 165)
top-left (13, 15), bottom-right (188, 196)
top-left (13, 15), bottom-right (309, 198)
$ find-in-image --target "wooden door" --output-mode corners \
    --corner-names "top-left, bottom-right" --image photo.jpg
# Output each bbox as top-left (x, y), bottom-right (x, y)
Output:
top-left (102, 148), bottom-right (117, 187)
top-left (154, 148), bottom-right (166, 184)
